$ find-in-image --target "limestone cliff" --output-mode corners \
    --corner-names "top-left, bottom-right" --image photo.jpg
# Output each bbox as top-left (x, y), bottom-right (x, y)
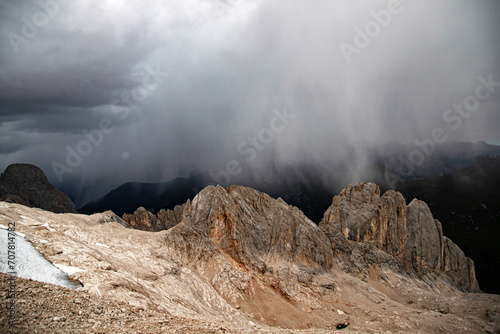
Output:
top-left (123, 182), bottom-right (478, 292)
top-left (319, 183), bottom-right (478, 292)
top-left (163, 185), bottom-right (338, 327)
top-left (122, 205), bottom-right (184, 231)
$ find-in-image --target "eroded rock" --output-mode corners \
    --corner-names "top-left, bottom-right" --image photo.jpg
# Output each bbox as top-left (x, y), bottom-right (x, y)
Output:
top-left (320, 182), bottom-right (479, 292)
top-left (122, 205), bottom-right (184, 231)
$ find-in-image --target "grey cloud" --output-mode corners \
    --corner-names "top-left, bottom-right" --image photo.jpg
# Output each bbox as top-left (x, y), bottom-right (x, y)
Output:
top-left (0, 0), bottom-right (499, 204)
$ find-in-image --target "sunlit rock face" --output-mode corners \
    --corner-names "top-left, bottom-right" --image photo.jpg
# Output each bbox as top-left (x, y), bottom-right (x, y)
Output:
top-left (320, 182), bottom-right (478, 292)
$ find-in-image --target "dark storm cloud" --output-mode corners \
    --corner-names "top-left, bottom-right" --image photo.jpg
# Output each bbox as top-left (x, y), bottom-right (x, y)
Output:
top-left (0, 0), bottom-right (499, 204)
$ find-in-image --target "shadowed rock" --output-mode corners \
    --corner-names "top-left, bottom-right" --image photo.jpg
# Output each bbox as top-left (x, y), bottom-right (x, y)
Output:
top-left (0, 163), bottom-right (76, 213)
top-left (122, 205), bottom-right (184, 231)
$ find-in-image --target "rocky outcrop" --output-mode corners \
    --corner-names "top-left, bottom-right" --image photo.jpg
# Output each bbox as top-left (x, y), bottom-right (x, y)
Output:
top-left (122, 207), bottom-right (160, 231)
top-left (122, 205), bottom-right (184, 231)
top-left (442, 237), bottom-right (478, 292)
top-left (157, 205), bottom-right (184, 229)
top-left (319, 183), bottom-right (479, 292)
top-left (121, 182), bottom-right (478, 293)
top-left (0, 163), bottom-right (77, 213)
top-left (164, 185), bottom-right (337, 319)
top-left (179, 185), bottom-right (333, 271)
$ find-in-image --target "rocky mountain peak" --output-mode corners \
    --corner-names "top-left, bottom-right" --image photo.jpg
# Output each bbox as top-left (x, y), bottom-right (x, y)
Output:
top-left (121, 182), bottom-right (478, 293)
top-left (183, 185), bottom-right (334, 272)
top-left (320, 182), bottom-right (478, 292)
top-left (0, 163), bottom-right (76, 213)
top-left (337, 182), bottom-right (381, 204)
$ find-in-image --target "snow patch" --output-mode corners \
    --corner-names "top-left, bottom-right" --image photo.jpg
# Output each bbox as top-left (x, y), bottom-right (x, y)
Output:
top-left (0, 229), bottom-right (80, 289)
top-left (54, 264), bottom-right (86, 276)
top-left (41, 222), bottom-right (56, 231)
top-left (15, 231), bottom-right (26, 238)
top-left (96, 242), bottom-right (110, 248)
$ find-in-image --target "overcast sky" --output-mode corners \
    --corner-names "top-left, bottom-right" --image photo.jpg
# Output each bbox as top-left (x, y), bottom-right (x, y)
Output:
top-left (1, 0), bottom-right (499, 204)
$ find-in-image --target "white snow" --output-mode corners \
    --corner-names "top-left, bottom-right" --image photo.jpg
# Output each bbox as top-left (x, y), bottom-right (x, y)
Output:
top-left (15, 231), bottom-right (26, 238)
top-left (54, 263), bottom-right (86, 276)
top-left (41, 222), bottom-right (56, 231)
top-left (0, 224), bottom-right (27, 237)
top-left (96, 242), bottom-right (110, 248)
top-left (0, 229), bottom-right (80, 289)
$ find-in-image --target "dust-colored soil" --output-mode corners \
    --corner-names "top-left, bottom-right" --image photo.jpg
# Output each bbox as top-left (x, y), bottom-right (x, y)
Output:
top-left (2, 273), bottom-right (500, 334)
top-left (0, 273), bottom-right (348, 334)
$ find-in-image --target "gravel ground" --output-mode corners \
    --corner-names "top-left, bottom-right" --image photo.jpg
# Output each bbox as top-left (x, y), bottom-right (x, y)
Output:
top-left (0, 273), bottom-right (348, 334)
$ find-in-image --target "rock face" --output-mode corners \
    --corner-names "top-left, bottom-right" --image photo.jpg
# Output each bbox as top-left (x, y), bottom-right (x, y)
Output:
top-left (163, 185), bottom-right (338, 327)
top-left (122, 205), bottom-right (184, 231)
top-left (122, 182), bottom-right (478, 293)
top-left (319, 183), bottom-right (479, 292)
top-left (180, 185), bottom-right (333, 271)
top-left (397, 155), bottom-right (500, 293)
top-left (0, 163), bottom-right (77, 213)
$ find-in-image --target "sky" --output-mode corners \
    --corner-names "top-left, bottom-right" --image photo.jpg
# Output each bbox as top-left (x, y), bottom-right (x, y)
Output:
top-left (0, 0), bottom-right (499, 205)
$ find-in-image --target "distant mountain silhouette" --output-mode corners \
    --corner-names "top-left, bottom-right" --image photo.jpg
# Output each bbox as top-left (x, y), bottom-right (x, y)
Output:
top-left (78, 171), bottom-right (211, 216)
top-left (371, 140), bottom-right (500, 178)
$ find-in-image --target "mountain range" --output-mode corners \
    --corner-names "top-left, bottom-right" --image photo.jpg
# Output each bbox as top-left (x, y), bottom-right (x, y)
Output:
top-left (76, 142), bottom-right (500, 294)
top-left (2, 180), bottom-right (499, 332)
top-left (2, 141), bottom-right (499, 296)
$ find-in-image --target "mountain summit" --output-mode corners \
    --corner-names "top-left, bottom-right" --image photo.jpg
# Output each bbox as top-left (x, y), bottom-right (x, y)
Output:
top-left (320, 183), bottom-right (478, 291)
top-left (0, 163), bottom-right (77, 213)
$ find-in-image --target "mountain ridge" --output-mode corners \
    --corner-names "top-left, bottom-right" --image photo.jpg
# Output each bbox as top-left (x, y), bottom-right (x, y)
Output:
top-left (1, 182), bottom-right (497, 332)
top-left (0, 163), bottom-right (77, 214)
top-left (78, 173), bottom-right (210, 216)
top-left (80, 155), bottom-right (500, 292)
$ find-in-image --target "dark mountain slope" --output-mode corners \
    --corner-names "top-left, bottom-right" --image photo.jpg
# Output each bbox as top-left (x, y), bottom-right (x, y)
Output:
top-left (78, 173), bottom-right (210, 216)
top-left (0, 163), bottom-right (76, 213)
